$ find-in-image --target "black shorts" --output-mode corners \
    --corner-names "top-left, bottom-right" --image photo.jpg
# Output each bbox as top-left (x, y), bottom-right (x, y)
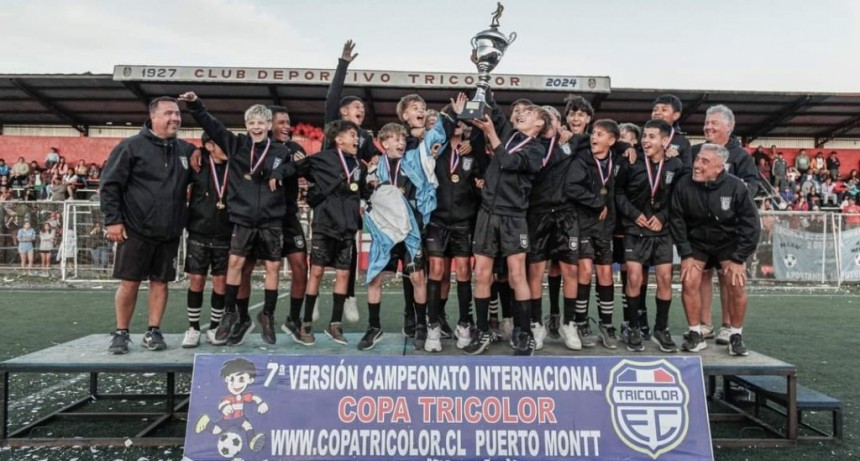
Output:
top-left (424, 220), bottom-right (473, 258)
top-left (624, 234), bottom-right (674, 266)
top-left (382, 242), bottom-right (426, 275)
top-left (472, 209), bottom-right (530, 258)
top-left (612, 235), bottom-right (626, 265)
top-left (231, 224), bottom-right (283, 262)
top-left (282, 214), bottom-right (308, 256)
top-left (185, 238), bottom-right (230, 276)
top-left (690, 240), bottom-right (740, 270)
top-left (579, 235), bottom-right (613, 265)
top-left (310, 233), bottom-right (355, 270)
top-left (527, 210), bottom-right (579, 264)
top-left (113, 235), bottom-right (180, 282)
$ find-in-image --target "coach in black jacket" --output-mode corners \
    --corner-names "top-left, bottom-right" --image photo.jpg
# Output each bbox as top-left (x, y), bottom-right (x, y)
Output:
top-left (101, 96), bottom-right (195, 354)
top-left (670, 143), bottom-right (760, 357)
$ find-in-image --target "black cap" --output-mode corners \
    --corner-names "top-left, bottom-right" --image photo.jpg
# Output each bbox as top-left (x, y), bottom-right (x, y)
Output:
top-left (339, 96), bottom-right (364, 108)
top-left (653, 94), bottom-right (683, 113)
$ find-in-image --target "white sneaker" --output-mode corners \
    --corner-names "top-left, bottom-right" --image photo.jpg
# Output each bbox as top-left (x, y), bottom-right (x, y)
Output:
top-left (455, 322), bottom-right (472, 350)
top-left (312, 298), bottom-right (320, 322)
top-left (500, 317), bottom-right (514, 341)
top-left (715, 325), bottom-right (731, 345)
top-left (205, 329), bottom-right (217, 344)
top-left (343, 297), bottom-right (360, 323)
top-left (425, 324), bottom-right (442, 352)
top-left (559, 322), bottom-right (583, 350)
top-left (531, 322), bottom-right (547, 351)
top-left (182, 327), bottom-right (201, 348)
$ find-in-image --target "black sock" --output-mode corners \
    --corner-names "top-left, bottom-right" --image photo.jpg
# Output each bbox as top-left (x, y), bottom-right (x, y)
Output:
top-left (597, 284), bottom-right (614, 325)
top-left (497, 281), bottom-right (513, 318)
top-left (289, 296), bottom-right (303, 324)
top-left (457, 281), bottom-right (473, 324)
top-left (236, 297), bottom-right (250, 321)
top-left (530, 298), bottom-right (542, 324)
top-left (620, 270), bottom-right (629, 323)
top-left (402, 276), bottom-right (415, 315)
top-left (515, 300), bottom-right (531, 332)
top-left (548, 274), bottom-right (561, 316)
top-left (187, 289), bottom-right (203, 330)
top-left (640, 274), bottom-right (649, 319)
top-left (347, 246), bottom-right (357, 298)
top-left (440, 298), bottom-right (448, 322)
top-left (475, 297), bottom-right (490, 332)
top-left (303, 293), bottom-right (318, 323)
top-left (210, 291), bottom-right (225, 329)
top-left (627, 295), bottom-right (641, 329)
top-left (414, 303), bottom-right (427, 326)
top-left (117, 328), bottom-right (129, 334)
top-left (489, 282), bottom-right (500, 318)
top-left (224, 284), bottom-right (239, 313)
top-left (427, 280), bottom-right (442, 325)
top-left (148, 325), bottom-right (159, 331)
top-left (332, 293), bottom-right (346, 323)
top-left (655, 297), bottom-right (672, 331)
top-left (263, 289), bottom-right (278, 315)
top-left (563, 297), bottom-right (576, 324)
top-left (368, 302), bottom-right (381, 328)
top-left (575, 283), bottom-right (591, 323)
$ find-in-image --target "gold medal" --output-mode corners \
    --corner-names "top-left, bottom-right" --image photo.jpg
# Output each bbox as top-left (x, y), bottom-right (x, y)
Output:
top-left (600, 187), bottom-right (608, 196)
top-left (216, 201), bottom-right (226, 210)
top-left (451, 174), bottom-right (460, 183)
top-left (349, 183), bottom-right (359, 192)
top-left (243, 173), bottom-right (252, 181)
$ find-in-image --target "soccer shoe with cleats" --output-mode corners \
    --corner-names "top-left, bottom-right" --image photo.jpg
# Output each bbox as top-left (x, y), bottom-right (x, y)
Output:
top-left (108, 330), bottom-right (130, 355)
top-left (181, 327), bottom-right (201, 348)
top-left (531, 322), bottom-right (547, 351)
top-left (559, 322), bottom-right (583, 350)
top-left (651, 329), bottom-right (678, 353)
top-left (357, 326), bottom-right (384, 351)
top-left (682, 330), bottom-right (707, 352)
top-left (598, 324), bottom-right (619, 349)
top-left (142, 328), bottom-right (167, 351)
top-left (729, 333), bottom-right (749, 356)
top-left (425, 324), bottom-right (443, 352)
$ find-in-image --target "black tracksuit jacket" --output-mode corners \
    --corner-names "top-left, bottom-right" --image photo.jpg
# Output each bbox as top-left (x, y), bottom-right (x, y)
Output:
top-left (324, 58), bottom-right (381, 162)
top-left (100, 122), bottom-right (194, 241)
top-left (573, 145), bottom-right (620, 239)
top-left (186, 153), bottom-right (233, 243)
top-left (615, 154), bottom-right (684, 237)
top-left (430, 141), bottom-right (483, 225)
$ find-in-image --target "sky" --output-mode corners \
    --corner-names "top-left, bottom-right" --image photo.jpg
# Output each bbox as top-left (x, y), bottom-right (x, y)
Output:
top-left (2, 0), bottom-right (859, 93)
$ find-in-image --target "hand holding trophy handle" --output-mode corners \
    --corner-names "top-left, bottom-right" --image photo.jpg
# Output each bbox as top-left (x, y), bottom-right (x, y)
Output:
top-left (458, 3), bottom-right (516, 120)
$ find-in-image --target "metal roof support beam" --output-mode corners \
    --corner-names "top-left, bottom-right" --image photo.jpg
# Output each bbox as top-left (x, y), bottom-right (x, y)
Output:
top-left (363, 88), bottom-right (378, 129)
top-left (743, 95), bottom-right (815, 142)
top-left (121, 81), bottom-right (150, 108)
top-left (268, 86), bottom-right (283, 106)
top-left (9, 78), bottom-right (88, 134)
top-left (814, 113), bottom-right (860, 147)
top-left (678, 92), bottom-right (709, 126)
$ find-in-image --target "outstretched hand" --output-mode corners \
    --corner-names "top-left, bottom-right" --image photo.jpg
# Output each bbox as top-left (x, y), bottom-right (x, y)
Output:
top-left (451, 93), bottom-right (468, 115)
top-left (341, 40), bottom-right (358, 62)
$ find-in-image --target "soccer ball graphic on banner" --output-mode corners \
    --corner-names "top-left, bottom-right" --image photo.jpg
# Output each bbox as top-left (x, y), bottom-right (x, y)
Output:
top-left (217, 431), bottom-right (243, 458)
top-left (783, 253), bottom-right (797, 268)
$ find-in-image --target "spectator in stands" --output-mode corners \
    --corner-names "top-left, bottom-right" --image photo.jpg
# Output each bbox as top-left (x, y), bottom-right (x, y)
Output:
top-left (45, 148), bottom-right (60, 169)
top-left (0, 159), bottom-right (8, 178)
top-left (49, 176), bottom-right (66, 201)
top-left (62, 170), bottom-right (79, 198)
top-left (842, 197), bottom-right (860, 229)
top-left (29, 160), bottom-right (41, 174)
top-left (793, 195), bottom-right (809, 211)
top-left (795, 149), bottom-right (810, 177)
top-left (752, 145), bottom-right (769, 168)
top-left (17, 220), bottom-right (36, 275)
top-left (821, 176), bottom-right (838, 206)
top-left (771, 152), bottom-right (787, 190)
top-left (89, 223), bottom-right (111, 269)
top-left (827, 151), bottom-right (841, 180)
top-left (74, 160), bottom-right (88, 185)
top-left (47, 211), bottom-right (61, 229)
top-left (10, 157), bottom-right (30, 186)
top-left (21, 187), bottom-right (37, 202)
top-left (812, 152), bottom-right (826, 174)
top-left (786, 165), bottom-right (800, 190)
top-left (781, 186), bottom-right (795, 204)
top-left (87, 164), bottom-right (100, 186)
top-left (52, 156), bottom-right (69, 177)
top-left (0, 175), bottom-right (8, 189)
top-left (38, 222), bottom-right (54, 276)
top-left (757, 158), bottom-right (771, 185)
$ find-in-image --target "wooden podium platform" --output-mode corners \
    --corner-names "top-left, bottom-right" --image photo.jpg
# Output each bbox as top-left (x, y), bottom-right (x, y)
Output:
top-left (1, 332), bottom-right (798, 448)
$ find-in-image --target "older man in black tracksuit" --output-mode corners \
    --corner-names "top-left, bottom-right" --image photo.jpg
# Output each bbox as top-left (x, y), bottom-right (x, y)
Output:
top-left (670, 143), bottom-right (760, 357)
top-left (102, 96), bottom-right (195, 354)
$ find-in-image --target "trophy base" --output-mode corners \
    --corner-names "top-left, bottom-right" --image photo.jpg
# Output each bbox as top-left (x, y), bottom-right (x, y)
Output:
top-left (458, 100), bottom-right (491, 121)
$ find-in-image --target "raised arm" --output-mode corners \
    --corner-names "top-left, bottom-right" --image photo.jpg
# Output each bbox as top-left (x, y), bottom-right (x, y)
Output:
top-left (179, 92), bottom-right (239, 157)
top-left (324, 40), bottom-right (358, 124)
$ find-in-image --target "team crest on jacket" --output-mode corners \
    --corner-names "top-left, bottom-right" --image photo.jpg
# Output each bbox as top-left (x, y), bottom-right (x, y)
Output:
top-left (462, 157), bottom-right (473, 171)
top-left (180, 156), bottom-right (189, 170)
top-left (568, 236), bottom-right (578, 251)
top-left (352, 169), bottom-right (361, 181)
top-left (273, 158), bottom-right (282, 170)
top-left (665, 171), bottom-right (675, 184)
top-left (294, 236), bottom-right (305, 249)
top-left (720, 197), bottom-right (731, 211)
top-left (519, 234), bottom-right (528, 249)
top-left (606, 359), bottom-right (690, 459)
top-left (561, 143), bottom-right (572, 155)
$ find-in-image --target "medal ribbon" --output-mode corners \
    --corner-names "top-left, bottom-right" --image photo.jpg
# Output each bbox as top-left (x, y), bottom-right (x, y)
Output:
top-left (249, 138), bottom-right (272, 174)
top-left (646, 157), bottom-right (665, 202)
top-left (505, 133), bottom-right (533, 154)
top-left (337, 148), bottom-right (358, 185)
top-left (596, 156), bottom-right (613, 188)
top-left (542, 137), bottom-right (556, 168)
top-left (208, 157), bottom-right (229, 203)
top-left (450, 145), bottom-right (461, 175)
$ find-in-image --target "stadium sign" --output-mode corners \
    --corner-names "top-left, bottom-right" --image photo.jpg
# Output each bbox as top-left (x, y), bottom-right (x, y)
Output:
top-left (184, 355), bottom-right (711, 461)
top-left (113, 65), bottom-right (611, 93)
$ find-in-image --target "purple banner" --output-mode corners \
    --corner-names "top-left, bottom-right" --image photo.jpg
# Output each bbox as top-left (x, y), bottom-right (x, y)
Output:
top-left (184, 355), bottom-right (712, 461)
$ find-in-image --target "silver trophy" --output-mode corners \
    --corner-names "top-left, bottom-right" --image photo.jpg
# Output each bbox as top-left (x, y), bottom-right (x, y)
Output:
top-left (459, 2), bottom-right (517, 120)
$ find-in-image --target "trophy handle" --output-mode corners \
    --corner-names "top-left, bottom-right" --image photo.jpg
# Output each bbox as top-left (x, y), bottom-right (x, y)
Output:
top-left (470, 36), bottom-right (478, 50)
top-left (507, 32), bottom-right (517, 45)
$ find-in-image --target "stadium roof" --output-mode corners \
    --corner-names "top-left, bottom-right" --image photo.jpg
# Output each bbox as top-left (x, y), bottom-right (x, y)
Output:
top-left (1, 69), bottom-right (859, 146)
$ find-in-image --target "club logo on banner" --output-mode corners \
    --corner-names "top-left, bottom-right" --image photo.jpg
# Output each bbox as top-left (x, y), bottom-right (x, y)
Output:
top-left (606, 360), bottom-right (689, 459)
top-left (184, 355), bottom-right (711, 461)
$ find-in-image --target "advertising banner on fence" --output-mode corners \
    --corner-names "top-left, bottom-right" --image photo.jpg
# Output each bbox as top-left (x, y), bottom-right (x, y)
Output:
top-left (840, 226), bottom-right (860, 281)
top-left (184, 355), bottom-right (711, 461)
top-left (772, 222), bottom-right (838, 281)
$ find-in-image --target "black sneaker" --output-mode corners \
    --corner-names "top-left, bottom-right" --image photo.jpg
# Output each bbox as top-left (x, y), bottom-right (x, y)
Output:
top-left (281, 318), bottom-right (301, 343)
top-left (576, 322), bottom-right (596, 347)
top-left (626, 327), bottom-right (645, 352)
top-left (227, 318), bottom-right (255, 346)
top-left (545, 314), bottom-right (561, 339)
top-left (638, 311), bottom-right (651, 340)
top-left (682, 330), bottom-right (707, 352)
top-left (651, 329), bottom-right (677, 353)
top-left (512, 330), bottom-right (535, 356)
top-left (108, 330), bottom-right (130, 354)
top-left (257, 310), bottom-right (276, 345)
top-left (728, 333), bottom-right (749, 356)
top-left (463, 330), bottom-right (492, 355)
top-left (439, 315), bottom-right (454, 340)
top-left (358, 326), bottom-right (384, 351)
top-left (488, 318), bottom-right (503, 342)
top-left (413, 324), bottom-right (428, 350)
top-left (402, 311), bottom-right (416, 338)
top-left (213, 309), bottom-right (238, 345)
top-left (142, 328), bottom-right (167, 351)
